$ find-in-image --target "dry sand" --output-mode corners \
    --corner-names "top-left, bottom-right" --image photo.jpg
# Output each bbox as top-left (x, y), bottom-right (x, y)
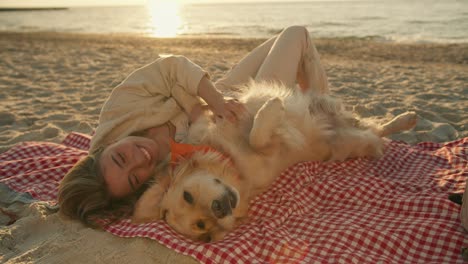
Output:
top-left (0, 32), bottom-right (467, 263)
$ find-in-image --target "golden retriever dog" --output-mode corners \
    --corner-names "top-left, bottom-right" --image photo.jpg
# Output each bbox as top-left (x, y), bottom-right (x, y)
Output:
top-left (132, 81), bottom-right (417, 242)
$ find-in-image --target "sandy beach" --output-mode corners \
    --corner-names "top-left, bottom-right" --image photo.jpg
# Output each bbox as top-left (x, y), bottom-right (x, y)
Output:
top-left (0, 32), bottom-right (467, 263)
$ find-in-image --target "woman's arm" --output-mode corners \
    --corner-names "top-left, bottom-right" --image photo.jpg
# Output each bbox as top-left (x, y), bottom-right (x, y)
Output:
top-left (91, 56), bottom-right (245, 149)
top-left (91, 56), bottom-right (206, 150)
top-left (154, 55), bottom-right (245, 121)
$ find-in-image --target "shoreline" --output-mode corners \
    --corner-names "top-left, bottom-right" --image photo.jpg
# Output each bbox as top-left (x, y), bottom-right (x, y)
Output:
top-left (0, 31), bottom-right (466, 153)
top-left (1, 31), bottom-right (467, 64)
top-left (0, 8), bottom-right (69, 11)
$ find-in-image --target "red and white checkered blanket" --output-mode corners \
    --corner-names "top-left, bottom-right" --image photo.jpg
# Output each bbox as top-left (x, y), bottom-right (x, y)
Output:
top-left (1, 132), bottom-right (467, 263)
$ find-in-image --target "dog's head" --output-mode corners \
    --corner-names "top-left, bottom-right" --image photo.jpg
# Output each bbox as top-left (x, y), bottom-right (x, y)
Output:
top-left (132, 151), bottom-right (245, 242)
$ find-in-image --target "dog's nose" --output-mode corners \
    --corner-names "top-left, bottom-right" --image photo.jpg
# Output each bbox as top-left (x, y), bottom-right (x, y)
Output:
top-left (211, 195), bottom-right (232, 218)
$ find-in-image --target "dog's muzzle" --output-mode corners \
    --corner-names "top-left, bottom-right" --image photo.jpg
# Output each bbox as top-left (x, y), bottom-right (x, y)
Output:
top-left (211, 188), bottom-right (238, 219)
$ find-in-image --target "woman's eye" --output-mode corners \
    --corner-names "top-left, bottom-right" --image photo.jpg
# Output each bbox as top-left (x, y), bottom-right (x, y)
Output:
top-left (196, 220), bottom-right (205, 230)
top-left (118, 153), bottom-right (125, 164)
top-left (183, 191), bottom-right (194, 204)
top-left (133, 174), bottom-right (140, 185)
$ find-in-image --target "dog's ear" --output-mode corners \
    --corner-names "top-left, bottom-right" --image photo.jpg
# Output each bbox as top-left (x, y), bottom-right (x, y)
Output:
top-left (132, 183), bottom-right (167, 224)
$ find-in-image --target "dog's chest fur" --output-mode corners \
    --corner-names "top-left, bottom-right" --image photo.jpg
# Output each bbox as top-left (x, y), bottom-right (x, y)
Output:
top-left (186, 83), bottom-right (335, 196)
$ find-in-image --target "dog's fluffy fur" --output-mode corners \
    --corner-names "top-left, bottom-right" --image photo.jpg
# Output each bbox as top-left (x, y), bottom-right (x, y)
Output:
top-left (132, 81), bottom-right (417, 242)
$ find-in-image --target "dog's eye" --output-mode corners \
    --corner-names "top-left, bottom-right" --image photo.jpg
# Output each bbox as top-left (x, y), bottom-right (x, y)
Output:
top-left (196, 220), bottom-right (205, 230)
top-left (183, 191), bottom-right (194, 204)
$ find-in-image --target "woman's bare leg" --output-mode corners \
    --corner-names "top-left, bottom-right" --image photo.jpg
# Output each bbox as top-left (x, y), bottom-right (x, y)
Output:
top-left (255, 26), bottom-right (329, 94)
top-left (214, 37), bottom-right (277, 92)
top-left (215, 26), bottom-right (328, 94)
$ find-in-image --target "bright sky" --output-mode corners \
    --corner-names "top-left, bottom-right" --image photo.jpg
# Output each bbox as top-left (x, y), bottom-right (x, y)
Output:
top-left (0, 0), bottom-right (310, 8)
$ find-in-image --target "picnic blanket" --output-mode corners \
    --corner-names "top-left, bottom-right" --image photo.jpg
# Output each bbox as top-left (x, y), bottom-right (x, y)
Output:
top-left (1, 132), bottom-right (467, 263)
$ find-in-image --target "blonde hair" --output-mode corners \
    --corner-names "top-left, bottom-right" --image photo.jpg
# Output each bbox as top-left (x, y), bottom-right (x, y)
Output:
top-left (58, 148), bottom-right (139, 227)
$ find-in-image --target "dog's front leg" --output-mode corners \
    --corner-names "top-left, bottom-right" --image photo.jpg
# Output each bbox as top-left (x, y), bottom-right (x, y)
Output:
top-left (249, 97), bottom-right (285, 150)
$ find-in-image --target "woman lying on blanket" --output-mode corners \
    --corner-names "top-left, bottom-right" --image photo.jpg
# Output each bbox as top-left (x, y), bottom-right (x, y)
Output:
top-left (58, 25), bottom-right (329, 226)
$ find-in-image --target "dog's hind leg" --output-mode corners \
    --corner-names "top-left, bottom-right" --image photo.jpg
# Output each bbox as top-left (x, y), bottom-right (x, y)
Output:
top-left (377, 111), bottom-right (418, 137)
top-left (249, 97), bottom-right (285, 150)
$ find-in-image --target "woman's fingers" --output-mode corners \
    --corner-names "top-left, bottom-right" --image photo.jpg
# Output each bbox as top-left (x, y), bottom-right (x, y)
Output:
top-left (226, 100), bottom-right (247, 122)
top-left (211, 98), bottom-right (248, 123)
top-left (217, 99), bottom-right (247, 123)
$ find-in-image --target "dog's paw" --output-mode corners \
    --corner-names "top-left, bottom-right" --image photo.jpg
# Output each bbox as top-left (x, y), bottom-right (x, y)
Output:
top-left (249, 97), bottom-right (285, 149)
top-left (263, 97), bottom-right (285, 118)
top-left (392, 111), bottom-right (418, 131)
top-left (379, 111), bottom-right (418, 136)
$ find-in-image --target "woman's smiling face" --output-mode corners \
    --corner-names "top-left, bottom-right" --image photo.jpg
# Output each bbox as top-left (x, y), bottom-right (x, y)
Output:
top-left (99, 136), bottom-right (160, 198)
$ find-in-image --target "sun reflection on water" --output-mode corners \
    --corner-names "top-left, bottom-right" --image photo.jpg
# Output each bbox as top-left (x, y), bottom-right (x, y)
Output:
top-left (146, 0), bottom-right (182, 37)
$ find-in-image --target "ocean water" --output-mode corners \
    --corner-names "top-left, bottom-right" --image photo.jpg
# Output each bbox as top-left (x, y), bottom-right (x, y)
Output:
top-left (0, 0), bottom-right (467, 43)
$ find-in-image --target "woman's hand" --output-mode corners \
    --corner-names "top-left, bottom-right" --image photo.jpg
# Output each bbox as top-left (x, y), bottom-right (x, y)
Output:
top-left (189, 104), bottom-right (210, 123)
top-left (210, 98), bottom-right (246, 123)
top-left (197, 76), bottom-right (246, 123)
